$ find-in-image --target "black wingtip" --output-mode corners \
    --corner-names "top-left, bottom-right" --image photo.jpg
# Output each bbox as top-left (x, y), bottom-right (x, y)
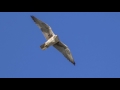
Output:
top-left (30, 15), bottom-right (34, 19)
top-left (73, 62), bottom-right (75, 66)
top-left (30, 15), bottom-right (37, 23)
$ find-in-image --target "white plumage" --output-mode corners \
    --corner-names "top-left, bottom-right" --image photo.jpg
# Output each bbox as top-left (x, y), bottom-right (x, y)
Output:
top-left (31, 16), bottom-right (75, 65)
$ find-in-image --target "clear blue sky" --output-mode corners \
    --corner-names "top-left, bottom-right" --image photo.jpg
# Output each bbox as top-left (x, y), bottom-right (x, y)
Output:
top-left (0, 12), bottom-right (120, 78)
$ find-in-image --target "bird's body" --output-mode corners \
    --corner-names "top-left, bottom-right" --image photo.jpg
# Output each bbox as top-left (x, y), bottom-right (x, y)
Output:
top-left (40, 35), bottom-right (59, 50)
top-left (31, 16), bottom-right (75, 65)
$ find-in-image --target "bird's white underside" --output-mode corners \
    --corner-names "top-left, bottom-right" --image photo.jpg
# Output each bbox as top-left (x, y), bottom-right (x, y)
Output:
top-left (42, 35), bottom-right (59, 50)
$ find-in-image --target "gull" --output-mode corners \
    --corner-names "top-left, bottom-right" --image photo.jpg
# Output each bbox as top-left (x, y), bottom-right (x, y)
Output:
top-left (31, 16), bottom-right (75, 65)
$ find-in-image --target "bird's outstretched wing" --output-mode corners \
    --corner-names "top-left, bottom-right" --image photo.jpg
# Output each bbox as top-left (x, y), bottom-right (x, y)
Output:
top-left (53, 41), bottom-right (75, 65)
top-left (31, 16), bottom-right (55, 40)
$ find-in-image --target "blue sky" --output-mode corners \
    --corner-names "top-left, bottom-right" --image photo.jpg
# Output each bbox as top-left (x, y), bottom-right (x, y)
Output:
top-left (0, 12), bottom-right (120, 78)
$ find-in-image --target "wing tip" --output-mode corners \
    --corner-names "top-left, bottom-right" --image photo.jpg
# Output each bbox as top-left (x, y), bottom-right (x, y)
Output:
top-left (30, 15), bottom-right (37, 23)
top-left (30, 15), bottom-right (34, 18)
top-left (72, 61), bottom-right (75, 66)
top-left (30, 15), bottom-right (35, 19)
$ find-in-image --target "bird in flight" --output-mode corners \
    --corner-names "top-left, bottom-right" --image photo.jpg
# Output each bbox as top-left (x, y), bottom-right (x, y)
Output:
top-left (31, 16), bottom-right (75, 65)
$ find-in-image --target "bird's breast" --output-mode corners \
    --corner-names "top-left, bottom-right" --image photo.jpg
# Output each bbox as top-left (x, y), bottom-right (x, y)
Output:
top-left (45, 35), bottom-right (59, 46)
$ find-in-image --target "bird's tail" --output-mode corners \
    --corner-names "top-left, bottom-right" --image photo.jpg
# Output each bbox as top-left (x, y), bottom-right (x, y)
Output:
top-left (40, 43), bottom-right (46, 50)
top-left (40, 43), bottom-right (49, 50)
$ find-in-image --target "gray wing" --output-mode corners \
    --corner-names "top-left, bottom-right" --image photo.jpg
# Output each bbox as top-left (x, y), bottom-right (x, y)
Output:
top-left (53, 41), bottom-right (75, 65)
top-left (31, 16), bottom-right (55, 40)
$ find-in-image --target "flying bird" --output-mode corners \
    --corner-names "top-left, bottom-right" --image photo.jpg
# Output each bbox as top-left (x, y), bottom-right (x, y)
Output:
top-left (31, 16), bottom-right (75, 65)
